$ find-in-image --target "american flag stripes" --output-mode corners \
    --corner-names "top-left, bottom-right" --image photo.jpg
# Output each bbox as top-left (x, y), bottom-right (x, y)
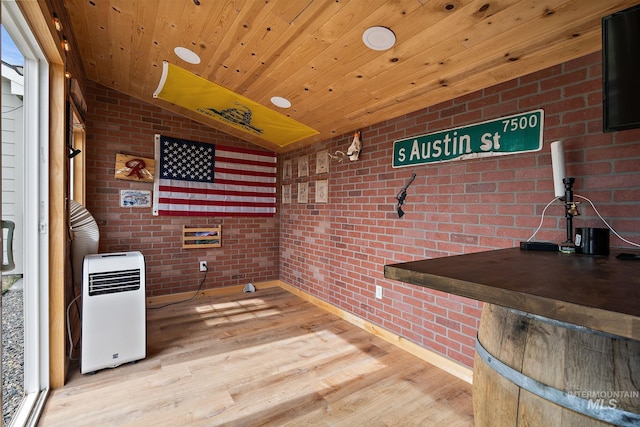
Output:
top-left (152, 134), bottom-right (277, 217)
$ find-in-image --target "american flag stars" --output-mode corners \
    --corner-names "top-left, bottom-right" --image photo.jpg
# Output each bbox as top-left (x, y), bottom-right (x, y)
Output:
top-left (160, 139), bottom-right (214, 182)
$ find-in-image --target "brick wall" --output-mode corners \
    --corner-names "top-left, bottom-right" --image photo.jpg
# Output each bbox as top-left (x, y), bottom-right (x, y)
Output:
top-left (84, 82), bottom-right (279, 296)
top-left (84, 52), bottom-right (640, 370)
top-left (279, 52), bottom-right (640, 369)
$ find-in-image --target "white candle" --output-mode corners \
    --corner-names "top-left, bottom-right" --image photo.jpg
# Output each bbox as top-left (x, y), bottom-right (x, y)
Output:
top-left (550, 141), bottom-right (566, 198)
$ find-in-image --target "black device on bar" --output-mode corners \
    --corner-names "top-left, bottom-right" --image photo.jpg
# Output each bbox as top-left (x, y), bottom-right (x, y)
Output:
top-left (520, 241), bottom-right (559, 252)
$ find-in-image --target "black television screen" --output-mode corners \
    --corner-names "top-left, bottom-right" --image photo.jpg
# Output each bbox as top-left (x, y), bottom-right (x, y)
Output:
top-left (602, 4), bottom-right (640, 133)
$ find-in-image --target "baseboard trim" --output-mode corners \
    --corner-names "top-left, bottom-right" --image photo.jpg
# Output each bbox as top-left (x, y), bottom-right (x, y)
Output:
top-left (277, 280), bottom-right (473, 384)
top-left (145, 279), bottom-right (473, 384)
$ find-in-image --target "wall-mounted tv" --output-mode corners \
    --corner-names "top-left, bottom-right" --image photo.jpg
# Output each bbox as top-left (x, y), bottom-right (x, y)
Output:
top-left (602, 4), bottom-right (640, 133)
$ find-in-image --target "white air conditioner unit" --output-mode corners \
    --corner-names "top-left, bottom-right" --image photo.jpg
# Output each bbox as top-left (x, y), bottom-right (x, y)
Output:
top-left (81, 251), bottom-right (146, 374)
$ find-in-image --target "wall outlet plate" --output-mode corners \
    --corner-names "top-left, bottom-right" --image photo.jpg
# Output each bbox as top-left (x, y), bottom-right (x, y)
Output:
top-left (375, 285), bottom-right (383, 299)
top-left (199, 260), bottom-right (207, 272)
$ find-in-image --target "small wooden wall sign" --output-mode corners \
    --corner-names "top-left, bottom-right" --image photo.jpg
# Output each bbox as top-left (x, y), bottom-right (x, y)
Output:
top-left (115, 154), bottom-right (154, 182)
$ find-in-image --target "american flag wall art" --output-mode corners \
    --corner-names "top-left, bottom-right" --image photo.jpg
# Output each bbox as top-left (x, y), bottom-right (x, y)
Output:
top-left (152, 134), bottom-right (277, 217)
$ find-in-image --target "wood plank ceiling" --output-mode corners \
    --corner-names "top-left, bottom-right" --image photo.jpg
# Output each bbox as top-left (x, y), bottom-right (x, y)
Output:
top-left (60, 0), bottom-right (639, 153)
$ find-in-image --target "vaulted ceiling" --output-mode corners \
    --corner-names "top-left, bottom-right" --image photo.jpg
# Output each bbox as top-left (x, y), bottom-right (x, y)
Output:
top-left (59, 0), bottom-right (639, 152)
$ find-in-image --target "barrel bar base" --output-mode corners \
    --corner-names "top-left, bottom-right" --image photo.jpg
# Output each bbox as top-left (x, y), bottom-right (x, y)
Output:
top-left (475, 337), bottom-right (640, 427)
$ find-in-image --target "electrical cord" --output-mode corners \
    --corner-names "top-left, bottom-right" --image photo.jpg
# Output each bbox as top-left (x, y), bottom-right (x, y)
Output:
top-left (66, 294), bottom-right (82, 361)
top-left (148, 265), bottom-right (209, 310)
top-left (525, 194), bottom-right (640, 248)
top-left (67, 264), bottom-right (209, 362)
top-left (575, 193), bottom-right (640, 248)
top-left (526, 196), bottom-right (560, 242)
top-left (66, 218), bottom-right (82, 360)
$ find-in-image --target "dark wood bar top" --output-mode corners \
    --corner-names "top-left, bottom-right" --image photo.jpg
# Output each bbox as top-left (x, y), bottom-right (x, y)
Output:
top-left (384, 247), bottom-right (640, 341)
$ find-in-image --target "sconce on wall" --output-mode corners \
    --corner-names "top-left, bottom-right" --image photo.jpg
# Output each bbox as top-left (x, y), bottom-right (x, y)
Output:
top-left (328, 131), bottom-right (362, 162)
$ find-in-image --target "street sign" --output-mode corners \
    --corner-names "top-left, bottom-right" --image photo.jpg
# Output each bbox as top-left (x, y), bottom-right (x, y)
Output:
top-left (393, 109), bottom-right (544, 168)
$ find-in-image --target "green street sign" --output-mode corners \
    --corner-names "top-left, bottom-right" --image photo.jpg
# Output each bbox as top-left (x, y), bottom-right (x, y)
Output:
top-left (393, 109), bottom-right (544, 168)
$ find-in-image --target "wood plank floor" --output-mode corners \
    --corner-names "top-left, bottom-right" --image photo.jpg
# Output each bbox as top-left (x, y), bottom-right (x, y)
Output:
top-left (38, 287), bottom-right (474, 426)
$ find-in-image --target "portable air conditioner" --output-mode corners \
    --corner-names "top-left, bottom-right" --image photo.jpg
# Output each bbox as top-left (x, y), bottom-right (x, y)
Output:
top-left (81, 251), bottom-right (146, 374)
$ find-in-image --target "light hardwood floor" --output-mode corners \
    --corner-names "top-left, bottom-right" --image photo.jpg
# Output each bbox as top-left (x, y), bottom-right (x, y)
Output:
top-left (39, 287), bottom-right (474, 426)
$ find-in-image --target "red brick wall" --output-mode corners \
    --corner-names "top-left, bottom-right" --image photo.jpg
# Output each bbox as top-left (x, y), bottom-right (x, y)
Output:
top-left (84, 52), bottom-right (640, 370)
top-left (279, 52), bottom-right (640, 369)
top-left (84, 82), bottom-right (279, 296)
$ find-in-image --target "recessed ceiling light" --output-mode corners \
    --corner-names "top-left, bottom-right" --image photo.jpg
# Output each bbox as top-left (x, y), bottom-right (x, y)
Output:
top-left (271, 96), bottom-right (292, 108)
top-left (362, 26), bottom-right (396, 51)
top-left (174, 46), bottom-right (201, 64)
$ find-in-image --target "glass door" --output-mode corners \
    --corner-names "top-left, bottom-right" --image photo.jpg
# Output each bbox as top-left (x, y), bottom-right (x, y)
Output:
top-left (2, 23), bottom-right (26, 425)
top-left (2, 1), bottom-right (50, 424)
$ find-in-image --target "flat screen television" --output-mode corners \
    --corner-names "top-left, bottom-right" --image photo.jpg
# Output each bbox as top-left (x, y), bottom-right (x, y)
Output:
top-left (602, 4), bottom-right (640, 133)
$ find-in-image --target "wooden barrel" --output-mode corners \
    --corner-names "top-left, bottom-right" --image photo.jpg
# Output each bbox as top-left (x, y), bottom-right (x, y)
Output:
top-left (473, 304), bottom-right (640, 427)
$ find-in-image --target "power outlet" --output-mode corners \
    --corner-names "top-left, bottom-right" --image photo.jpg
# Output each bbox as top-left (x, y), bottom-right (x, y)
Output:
top-left (199, 260), bottom-right (207, 272)
top-left (375, 285), bottom-right (383, 299)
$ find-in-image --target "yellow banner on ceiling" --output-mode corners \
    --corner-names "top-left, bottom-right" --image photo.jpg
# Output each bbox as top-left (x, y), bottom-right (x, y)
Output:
top-left (153, 62), bottom-right (318, 147)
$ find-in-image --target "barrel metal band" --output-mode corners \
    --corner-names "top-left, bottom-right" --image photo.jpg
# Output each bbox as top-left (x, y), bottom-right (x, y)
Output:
top-left (475, 337), bottom-right (640, 427)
